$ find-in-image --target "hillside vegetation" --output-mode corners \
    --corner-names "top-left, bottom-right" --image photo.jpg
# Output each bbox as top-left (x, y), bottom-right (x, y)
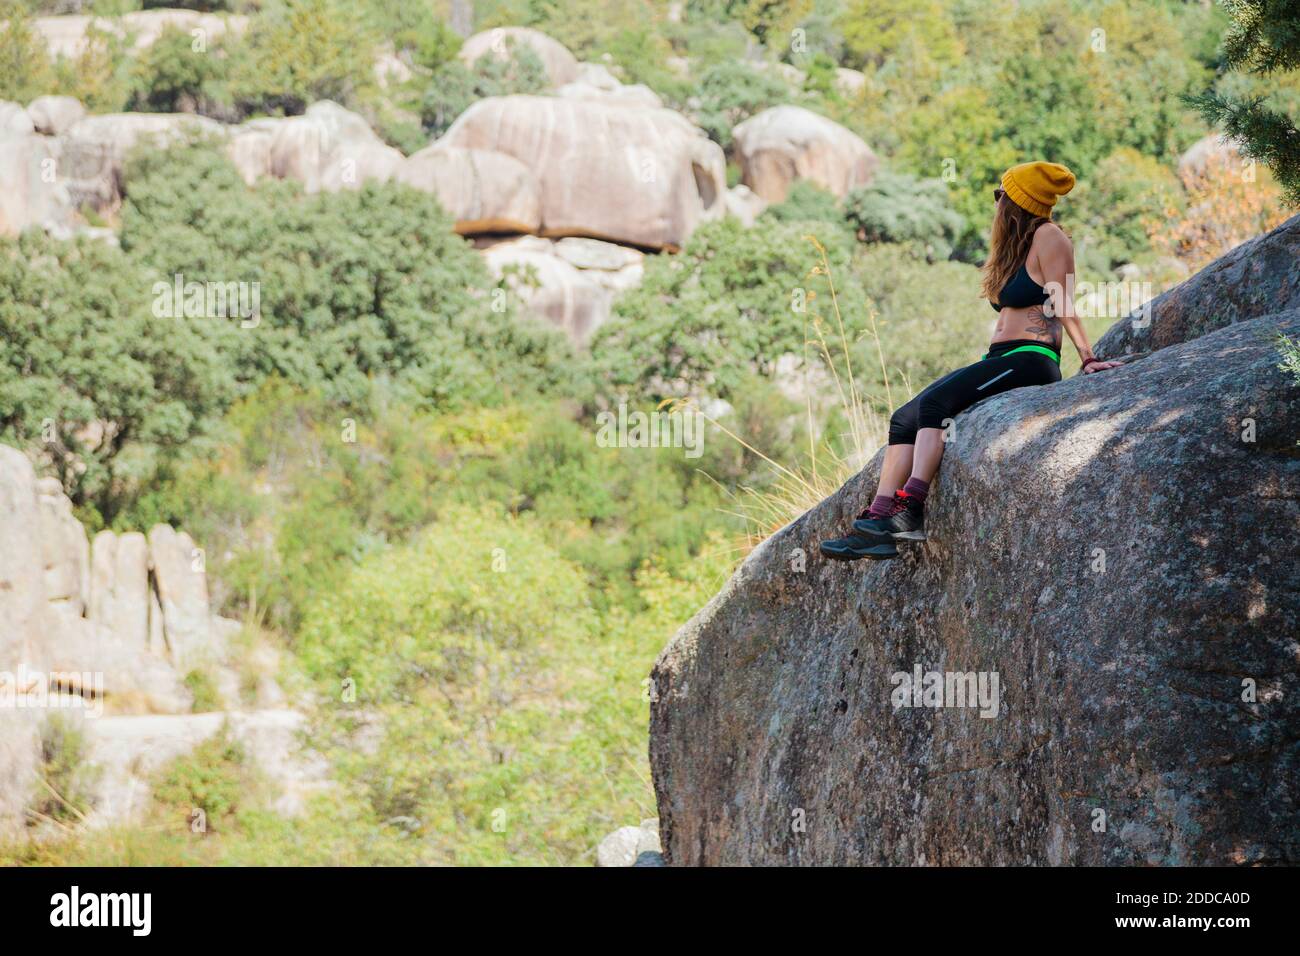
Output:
top-left (0, 0), bottom-right (1294, 865)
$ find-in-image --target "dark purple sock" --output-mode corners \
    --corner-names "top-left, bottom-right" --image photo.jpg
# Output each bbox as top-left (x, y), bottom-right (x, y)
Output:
top-left (902, 477), bottom-right (930, 503)
top-left (867, 494), bottom-right (895, 518)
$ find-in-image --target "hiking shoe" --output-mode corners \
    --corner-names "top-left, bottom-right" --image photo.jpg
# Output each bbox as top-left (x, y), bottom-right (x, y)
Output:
top-left (819, 532), bottom-right (898, 562)
top-left (852, 491), bottom-right (926, 541)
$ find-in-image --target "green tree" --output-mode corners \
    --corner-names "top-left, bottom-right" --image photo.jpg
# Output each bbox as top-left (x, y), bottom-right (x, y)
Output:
top-left (590, 217), bottom-right (865, 403)
top-left (692, 59), bottom-right (791, 149)
top-left (0, 1), bottom-right (54, 103)
top-left (128, 24), bottom-right (229, 113)
top-left (418, 38), bottom-right (548, 138)
top-left (1190, 0), bottom-right (1300, 203)
top-left (1066, 148), bottom-right (1184, 271)
top-left (229, 0), bottom-right (379, 114)
top-left (838, 0), bottom-right (963, 74)
top-left (843, 172), bottom-right (965, 261)
top-left (119, 142), bottom-right (575, 413)
top-left (0, 231), bottom-right (234, 516)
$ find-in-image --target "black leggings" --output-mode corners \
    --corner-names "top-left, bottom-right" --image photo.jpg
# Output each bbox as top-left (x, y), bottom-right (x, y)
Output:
top-left (888, 340), bottom-right (1062, 445)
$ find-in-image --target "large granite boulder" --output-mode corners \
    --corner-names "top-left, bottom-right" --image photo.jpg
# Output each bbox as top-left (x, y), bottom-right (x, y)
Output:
top-left (1096, 213), bottom-right (1300, 361)
top-left (264, 101), bottom-right (403, 193)
top-left (0, 133), bottom-right (75, 237)
top-left (481, 236), bottom-right (613, 344)
top-left (0, 101), bottom-right (35, 137)
top-left (438, 95), bottom-right (726, 250)
top-left (458, 26), bottom-right (580, 88)
top-left (649, 231), bottom-right (1300, 864)
top-left (60, 112), bottom-right (224, 210)
top-left (0, 447), bottom-right (46, 674)
top-left (148, 524), bottom-right (215, 669)
top-left (89, 530), bottom-right (150, 650)
top-left (732, 105), bottom-right (878, 203)
top-left (26, 95), bottom-right (85, 136)
top-left (36, 477), bottom-right (90, 615)
top-left (397, 145), bottom-right (542, 235)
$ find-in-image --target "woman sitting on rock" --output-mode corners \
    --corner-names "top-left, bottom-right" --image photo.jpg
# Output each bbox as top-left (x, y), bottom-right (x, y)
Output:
top-left (821, 161), bottom-right (1123, 562)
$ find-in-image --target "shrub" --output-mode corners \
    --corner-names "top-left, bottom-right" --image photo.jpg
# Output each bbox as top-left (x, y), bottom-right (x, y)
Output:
top-left (152, 729), bottom-right (249, 834)
top-left (590, 216), bottom-right (866, 403)
top-left (760, 180), bottom-right (845, 229)
top-left (184, 669), bottom-right (221, 713)
top-left (417, 40), bottom-right (548, 139)
top-left (30, 716), bottom-right (98, 828)
top-left (0, 230), bottom-right (235, 516)
top-left (127, 24), bottom-right (231, 115)
top-left (0, 1), bottom-right (54, 103)
top-left (843, 171), bottom-right (964, 260)
top-left (691, 59), bottom-right (790, 149)
top-left (227, 0), bottom-right (379, 115)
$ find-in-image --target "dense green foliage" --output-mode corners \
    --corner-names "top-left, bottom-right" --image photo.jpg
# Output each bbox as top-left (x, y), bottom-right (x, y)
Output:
top-left (0, 230), bottom-right (233, 520)
top-left (1190, 0), bottom-right (1300, 204)
top-left (0, 141), bottom-right (576, 519)
top-left (0, 0), bottom-right (1285, 867)
top-left (843, 172), bottom-right (965, 261)
top-left (591, 216), bottom-right (866, 403)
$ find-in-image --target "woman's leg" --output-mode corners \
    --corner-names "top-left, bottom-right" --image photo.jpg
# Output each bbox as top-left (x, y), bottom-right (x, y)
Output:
top-left (875, 442), bottom-right (913, 497)
top-left (909, 428), bottom-right (945, 484)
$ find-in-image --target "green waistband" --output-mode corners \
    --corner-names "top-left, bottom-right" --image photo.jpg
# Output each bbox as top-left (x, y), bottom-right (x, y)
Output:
top-left (984, 344), bottom-right (1060, 363)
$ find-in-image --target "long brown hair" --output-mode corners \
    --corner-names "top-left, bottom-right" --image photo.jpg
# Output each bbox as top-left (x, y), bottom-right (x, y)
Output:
top-left (981, 196), bottom-right (1052, 305)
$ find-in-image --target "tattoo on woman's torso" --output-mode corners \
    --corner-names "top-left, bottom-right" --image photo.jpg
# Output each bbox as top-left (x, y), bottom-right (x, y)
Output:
top-left (1024, 305), bottom-right (1062, 348)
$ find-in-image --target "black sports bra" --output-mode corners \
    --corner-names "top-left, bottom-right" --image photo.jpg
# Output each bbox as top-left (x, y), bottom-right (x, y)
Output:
top-left (991, 263), bottom-right (1050, 312)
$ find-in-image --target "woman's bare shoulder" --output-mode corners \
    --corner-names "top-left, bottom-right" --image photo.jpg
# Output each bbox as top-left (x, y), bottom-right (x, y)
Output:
top-left (1032, 221), bottom-right (1071, 251)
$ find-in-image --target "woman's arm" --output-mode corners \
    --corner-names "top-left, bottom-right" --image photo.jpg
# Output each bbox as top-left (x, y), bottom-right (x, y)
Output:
top-left (1037, 225), bottom-right (1123, 374)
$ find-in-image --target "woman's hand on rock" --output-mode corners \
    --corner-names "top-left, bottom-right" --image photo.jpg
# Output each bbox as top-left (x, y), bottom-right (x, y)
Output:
top-left (1083, 359), bottom-right (1123, 374)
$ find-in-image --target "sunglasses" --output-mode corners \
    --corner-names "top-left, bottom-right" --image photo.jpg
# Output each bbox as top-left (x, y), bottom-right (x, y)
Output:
top-left (993, 187), bottom-right (1006, 203)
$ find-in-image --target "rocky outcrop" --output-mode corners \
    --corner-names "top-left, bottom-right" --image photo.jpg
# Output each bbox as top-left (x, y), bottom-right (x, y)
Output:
top-left (0, 101), bottom-right (35, 137)
top-left (0, 447), bottom-right (210, 712)
top-left (557, 63), bottom-right (663, 109)
top-left (649, 232), bottom-right (1300, 864)
top-left (438, 95), bottom-right (726, 250)
top-left (458, 27), bottom-right (581, 88)
top-left (1095, 213), bottom-right (1300, 360)
top-left (0, 133), bottom-right (75, 237)
top-left (480, 235), bottom-right (644, 343)
top-left (397, 145), bottom-right (542, 235)
top-left (261, 101), bottom-right (403, 194)
top-left (732, 105), bottom-right (878, 203)
top-left (60, 112), bottom-right (224, 210)
top-left (0, 443), bottom-right (310, 835)
top-left (596, 818), bottom-right (663, 867)
top-left (147, 524), bottom-right (215, 669)
top-left (80, 708), bottom-right (329, 827)
top-left (26, 95), bottom-right (85, 136)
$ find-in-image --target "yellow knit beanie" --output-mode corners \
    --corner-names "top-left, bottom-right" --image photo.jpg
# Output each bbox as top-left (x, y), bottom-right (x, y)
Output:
top-left (1000, 161), bottom-right (1075, 218)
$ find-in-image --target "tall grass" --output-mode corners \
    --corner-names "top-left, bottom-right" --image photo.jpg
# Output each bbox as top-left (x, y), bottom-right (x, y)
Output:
top-left (699, 235), bottom-right (902, 549)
